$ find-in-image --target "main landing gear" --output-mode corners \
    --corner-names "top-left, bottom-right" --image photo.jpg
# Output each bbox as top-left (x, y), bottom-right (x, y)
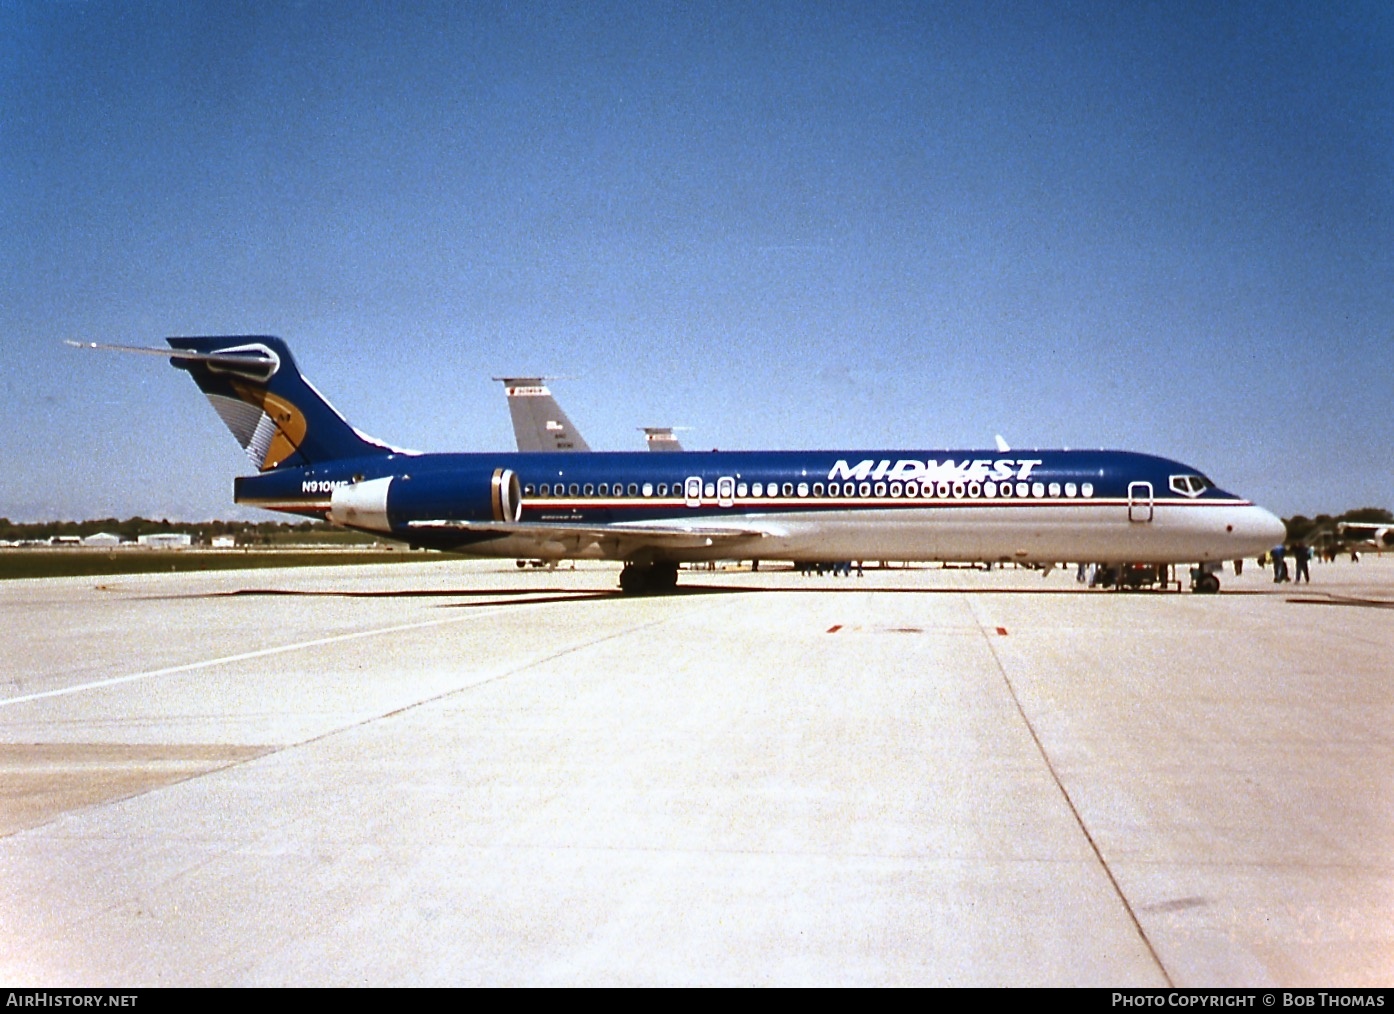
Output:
top-left (619, 562), bottom-right (679, 595)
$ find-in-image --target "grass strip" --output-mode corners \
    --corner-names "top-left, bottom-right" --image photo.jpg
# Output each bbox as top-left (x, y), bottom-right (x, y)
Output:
top-left (0, 550), bottom-right (436, 581)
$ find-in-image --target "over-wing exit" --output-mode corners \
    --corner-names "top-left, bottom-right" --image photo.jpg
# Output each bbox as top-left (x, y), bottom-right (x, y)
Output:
top-left (76, 336), bottom-right (1286, 594)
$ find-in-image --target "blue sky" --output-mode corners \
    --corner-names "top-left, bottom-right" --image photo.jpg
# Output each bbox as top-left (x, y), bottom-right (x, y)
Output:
top-left (3, 1), bottom-right (1390, 521)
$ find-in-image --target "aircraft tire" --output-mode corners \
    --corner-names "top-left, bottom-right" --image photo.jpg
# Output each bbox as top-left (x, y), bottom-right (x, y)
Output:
top-left (651, 562), bottom-right (679, 592)
top-left (619, 562), bottom-right (680, 595)
top-left (1193, 572), bottom-right (1221, 594)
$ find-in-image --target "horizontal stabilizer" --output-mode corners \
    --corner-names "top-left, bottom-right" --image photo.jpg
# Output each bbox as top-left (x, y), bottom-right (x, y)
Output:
top-left (67, 340), bottom-right (280, 381)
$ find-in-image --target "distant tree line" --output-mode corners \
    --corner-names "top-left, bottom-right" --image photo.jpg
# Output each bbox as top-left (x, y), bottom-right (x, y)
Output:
top-left (1283, 507), bottom-right (1393, 544)
top-left (0, 517), bottom-right (375, 545)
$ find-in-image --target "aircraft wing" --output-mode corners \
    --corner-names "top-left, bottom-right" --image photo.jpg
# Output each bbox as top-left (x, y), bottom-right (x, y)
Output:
top-left (404, 518), bottom-right (772, 558)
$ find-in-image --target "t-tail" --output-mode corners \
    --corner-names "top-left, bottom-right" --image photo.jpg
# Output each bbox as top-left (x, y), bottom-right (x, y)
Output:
top-left (165, 336), bottom-right (395, 471)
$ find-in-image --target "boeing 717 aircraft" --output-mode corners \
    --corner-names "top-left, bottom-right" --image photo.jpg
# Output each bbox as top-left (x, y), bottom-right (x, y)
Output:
top-left (77, 336), bottom-right (1285, 594)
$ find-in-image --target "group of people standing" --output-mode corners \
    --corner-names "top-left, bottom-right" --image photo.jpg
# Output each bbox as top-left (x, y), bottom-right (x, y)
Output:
top-left (1260, 542), bottom-right (1312, 583)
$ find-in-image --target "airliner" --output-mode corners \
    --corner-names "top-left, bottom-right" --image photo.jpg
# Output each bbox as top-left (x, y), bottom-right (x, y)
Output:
top-left (1336, 521), bottom-right (1394, 551)
top-left (75, 336), bottom-right (1286, 594)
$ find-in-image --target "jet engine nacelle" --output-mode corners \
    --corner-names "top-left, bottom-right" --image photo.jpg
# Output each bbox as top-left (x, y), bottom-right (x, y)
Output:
top-left (328, 467), bottom-right (522, 534)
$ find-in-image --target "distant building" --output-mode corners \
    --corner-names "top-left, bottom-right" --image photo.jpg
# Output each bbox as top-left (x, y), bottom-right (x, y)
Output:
top-left (49, 535), bottom-right (81, 546)
top-left (137, 533), bottom-right (192, 548)
top-left (81, 533), bottom-right (122, 547)
top-left (210, 536), bottom-right (236, 548)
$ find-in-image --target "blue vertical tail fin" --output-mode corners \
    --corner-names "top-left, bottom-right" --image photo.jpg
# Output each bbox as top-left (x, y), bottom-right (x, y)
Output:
top-left (167, 336), bottom-right (395, 471)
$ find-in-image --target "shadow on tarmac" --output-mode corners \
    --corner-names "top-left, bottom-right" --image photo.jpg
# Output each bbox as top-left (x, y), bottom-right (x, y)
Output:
top-left (1286, 593), bottom-right (1394, 610)
top-left (134, 580), bottom-right (1298, 606)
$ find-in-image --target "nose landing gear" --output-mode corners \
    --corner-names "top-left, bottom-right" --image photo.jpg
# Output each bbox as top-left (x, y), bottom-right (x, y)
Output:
top-left (1190, 565), bottom-right (1221, 594)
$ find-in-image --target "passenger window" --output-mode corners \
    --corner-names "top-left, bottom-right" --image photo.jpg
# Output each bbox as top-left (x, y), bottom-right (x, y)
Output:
top-left (524, 484), bottom-right (535, 496)
top-left (999, 482), bottom-right (1012, 498)
top-left (889, 482), bottom-right (903, 497)
top-left (984, 482), bottom-right (996, 497)
top-left (1048, 483), bottom-right (1060, 497)
top-left (859, 482), bottom-right (870, 497)
top-left (737, 482), bottom-right (748, 497)
top-left (752, 482), bottom-right (763, 497)
top-left (782, 483), bottom-right (792, 496)
top-left (569, 483), bottom-right (579, 496)
top-left (1017, 482), bottom-right (1029, 497)
top-left (628, 483), bottom-right (639, 496)
top-left (584, 483), bottom-right (594, 496)
top-left (1032, 482), bottom-right (1044, 498)
top-left (539, 484), bottom-right (550, 496)
top-left (642, 483), bottom-right (653, 497)
top-left (874, 482), bottom-right (886, 497)
top-left (705, 483), bottom-right (715, 497)
top-left (812, 482), bottom-right (824, 496)
top-left (1064, 483), bottom-right (1076, 497)
top-left (1081, 483), bottom-right (1094, 497)
top-left (797, 482), bottom-right (809, 497)
top-left (598, 483), bottom-right (608, 495)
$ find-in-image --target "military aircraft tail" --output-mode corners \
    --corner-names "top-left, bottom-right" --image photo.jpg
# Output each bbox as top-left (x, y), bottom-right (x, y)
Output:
top-left (493, 377), bottom-right (591, 452)
top-left (641, 426), bottom-right (685, 452)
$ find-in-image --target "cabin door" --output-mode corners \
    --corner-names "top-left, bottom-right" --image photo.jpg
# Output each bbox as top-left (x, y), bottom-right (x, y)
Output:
top-left (1128, 481), bottom-right (1154, 522)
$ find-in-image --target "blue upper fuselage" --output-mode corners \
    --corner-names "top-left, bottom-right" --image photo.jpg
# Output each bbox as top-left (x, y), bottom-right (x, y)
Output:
top-left (234, 448), bottom-right (1247, 522)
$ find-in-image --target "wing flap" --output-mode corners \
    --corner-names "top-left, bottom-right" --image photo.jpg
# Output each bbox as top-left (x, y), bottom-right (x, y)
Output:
top-left (404, 518), bottom-right (771, 556)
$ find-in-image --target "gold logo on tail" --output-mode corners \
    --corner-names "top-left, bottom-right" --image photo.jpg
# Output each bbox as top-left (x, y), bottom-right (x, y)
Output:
top-left (231, 380), bottom-right (308, 470)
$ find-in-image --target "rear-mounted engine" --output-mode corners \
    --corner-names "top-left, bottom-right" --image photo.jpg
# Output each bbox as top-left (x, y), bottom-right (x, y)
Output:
top-left (328, 467), bottom-right (521, 533)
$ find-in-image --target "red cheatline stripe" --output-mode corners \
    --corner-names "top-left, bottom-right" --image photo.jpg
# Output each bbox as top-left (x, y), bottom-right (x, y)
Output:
top-left (827, 624), bottom-right (842, 634)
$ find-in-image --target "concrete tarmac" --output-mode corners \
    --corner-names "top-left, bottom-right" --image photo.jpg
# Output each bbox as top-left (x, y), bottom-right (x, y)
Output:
top-left (0, 556), bottom-right (1390, 985)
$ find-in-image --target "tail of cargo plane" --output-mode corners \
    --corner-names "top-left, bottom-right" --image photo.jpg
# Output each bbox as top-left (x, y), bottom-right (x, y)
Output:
top-left (164, 336), bottom-right (395, 471)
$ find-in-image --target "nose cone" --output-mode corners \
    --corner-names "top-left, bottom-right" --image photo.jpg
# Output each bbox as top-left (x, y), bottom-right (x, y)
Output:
top-left (1233, 505), bottom-right (1287, 555)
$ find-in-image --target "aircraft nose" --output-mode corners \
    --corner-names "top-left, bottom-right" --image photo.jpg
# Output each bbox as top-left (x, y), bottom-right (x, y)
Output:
top-left (1234, 505), bottom-right (1287, 552)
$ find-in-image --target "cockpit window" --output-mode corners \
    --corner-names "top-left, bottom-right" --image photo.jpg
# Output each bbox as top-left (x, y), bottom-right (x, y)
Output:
top-left (1169, 474), bottom-right (1212, 497)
